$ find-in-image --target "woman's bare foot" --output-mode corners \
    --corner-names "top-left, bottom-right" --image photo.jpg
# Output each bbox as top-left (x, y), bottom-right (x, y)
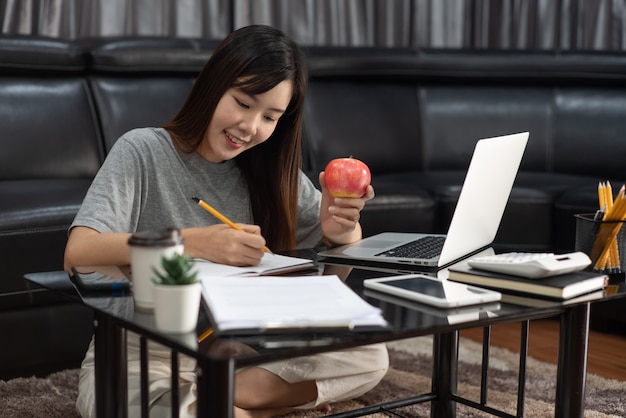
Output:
top-left (234, 406), bottom-right (291, 418)
top-left (234, 404), bottom-right (331, 418)
top-left (209, 340), bottom-right (258, 357)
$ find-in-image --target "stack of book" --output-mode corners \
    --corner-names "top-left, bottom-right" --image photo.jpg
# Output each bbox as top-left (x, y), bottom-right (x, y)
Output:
top-left (447, 261), bottom-right (608, 301)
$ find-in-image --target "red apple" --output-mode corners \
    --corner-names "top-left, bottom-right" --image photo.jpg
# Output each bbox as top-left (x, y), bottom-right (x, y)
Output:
top-left (324, 157), bottom-right (371, 198)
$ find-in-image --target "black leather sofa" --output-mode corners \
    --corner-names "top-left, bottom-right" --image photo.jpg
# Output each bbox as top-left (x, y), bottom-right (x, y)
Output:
top-left (2, 35), bottom-right (625, 379)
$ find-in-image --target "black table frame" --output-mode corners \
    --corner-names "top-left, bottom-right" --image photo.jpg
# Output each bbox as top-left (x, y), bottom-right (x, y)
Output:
top-left (25, 270), bottom-right (620, 418)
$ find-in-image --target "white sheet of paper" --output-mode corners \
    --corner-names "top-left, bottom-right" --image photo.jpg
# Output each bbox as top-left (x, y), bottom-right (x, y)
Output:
top-left (200, 274), bottom-right (387, 332)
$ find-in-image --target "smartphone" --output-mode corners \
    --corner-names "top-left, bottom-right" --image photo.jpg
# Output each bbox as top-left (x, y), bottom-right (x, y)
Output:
top-left (363, 274), bottom-right (501, 308)
top-left (71, 266), bottom-right (132, 291)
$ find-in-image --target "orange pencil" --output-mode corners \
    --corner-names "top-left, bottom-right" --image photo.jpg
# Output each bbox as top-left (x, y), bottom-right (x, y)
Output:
top-left (192, 196), bottom-right (272, 253)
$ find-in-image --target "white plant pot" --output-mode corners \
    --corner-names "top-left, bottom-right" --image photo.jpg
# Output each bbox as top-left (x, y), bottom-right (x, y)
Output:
top-left (153, 282), bottom-right (202, 333)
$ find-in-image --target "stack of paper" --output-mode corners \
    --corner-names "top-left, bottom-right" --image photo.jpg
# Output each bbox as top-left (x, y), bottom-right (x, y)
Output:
top-left (200, 274), bottom-right (388, 333)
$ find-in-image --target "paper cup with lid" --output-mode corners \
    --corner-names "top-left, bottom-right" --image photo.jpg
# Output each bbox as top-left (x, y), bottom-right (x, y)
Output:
top-left (128, 228), bottom-right (184, 311)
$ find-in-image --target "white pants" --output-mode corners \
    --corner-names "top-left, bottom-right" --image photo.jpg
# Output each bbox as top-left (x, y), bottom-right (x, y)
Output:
top-left (76, 333), bottom-right (389, 417)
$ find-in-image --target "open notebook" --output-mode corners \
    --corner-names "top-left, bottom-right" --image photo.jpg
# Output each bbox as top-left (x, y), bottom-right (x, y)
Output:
top-left (318, 132), bottom-right (529, 268)
top-left (193, 252), bottom-right (318, 277)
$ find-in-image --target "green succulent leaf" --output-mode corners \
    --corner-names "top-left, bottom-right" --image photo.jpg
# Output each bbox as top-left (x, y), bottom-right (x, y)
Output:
top-left (152, 253), bottom-right (198, 285)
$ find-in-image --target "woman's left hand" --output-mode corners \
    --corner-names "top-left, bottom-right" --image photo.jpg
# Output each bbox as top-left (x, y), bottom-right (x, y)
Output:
top-left (319, 171), bottom-right (375, 246)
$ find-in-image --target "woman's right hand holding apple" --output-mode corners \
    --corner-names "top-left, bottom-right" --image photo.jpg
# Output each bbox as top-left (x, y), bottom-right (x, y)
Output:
top-left (319, 158), bottom-right (374, 247)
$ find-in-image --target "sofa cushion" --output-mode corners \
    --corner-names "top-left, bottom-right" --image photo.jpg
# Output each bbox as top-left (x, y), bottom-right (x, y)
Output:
top-left (303, 80), bottom-right (422, 174)
top-left (361, 173), bottom-right (437, 237)
top-left (402, 171), bottom-right (555, 250)
top-left (0, 35), bottom-right (84, 73)
top-left (89, 77), bottom-right (195, 152)
top-left (412, 49), bottom-right (626, 82)
top-left (302, 76), bottom-right (433, 237)
top-left (554, 89), bottom-right (626, 179)
top-left (0, 301), bottom-right (93, 380)
top-left (0, 78), bottom-right (102, 179)
top-left (0, 179), bottom-right (91, 232)
top-left (0, 42), bottom-right (103, 301)
top-left (419, 86), bottom-right (552, 171)
top-left (79, 36), bottom-right (215, 73)
top-left (0, 179), bottom-right (92, 293)
top-left (303, 46), bottom-right (419, 78)
top-left (82, 38), bottom-right (212, 151)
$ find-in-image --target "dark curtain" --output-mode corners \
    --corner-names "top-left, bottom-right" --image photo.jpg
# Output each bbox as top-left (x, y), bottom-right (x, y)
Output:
top-left (1, 0), bottom-right (625, 50)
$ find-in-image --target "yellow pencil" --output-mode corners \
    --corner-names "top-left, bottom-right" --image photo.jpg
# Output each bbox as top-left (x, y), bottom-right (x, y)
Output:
top-left (192, 196), bottom-right (272, 253)
top-left (599, 182), bottom-right (619, 269)
top-left (197, 327), bottom-right (214, 343)
top-left (606, 182), bottom-right (621, 270)
top-left (598, 181), bottom-right (606, 210)
top-left (595, 182), bottom-right (610, 269)
top-left (606, 181), bottom-right (614, 210)
top-left (594, 185), bottom-right (625, 269)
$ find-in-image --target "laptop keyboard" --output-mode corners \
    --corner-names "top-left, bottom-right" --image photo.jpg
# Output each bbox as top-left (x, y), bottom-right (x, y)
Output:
top-left (375, 236), bottom-right (445, 259)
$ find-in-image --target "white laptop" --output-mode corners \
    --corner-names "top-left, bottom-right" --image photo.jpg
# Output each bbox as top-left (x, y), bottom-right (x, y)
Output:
top-left (318, 132), bottom-right (529, 269)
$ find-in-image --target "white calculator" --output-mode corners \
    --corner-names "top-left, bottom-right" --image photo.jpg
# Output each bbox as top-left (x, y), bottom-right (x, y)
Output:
top-left (467, 252), bottom-right (592, 279)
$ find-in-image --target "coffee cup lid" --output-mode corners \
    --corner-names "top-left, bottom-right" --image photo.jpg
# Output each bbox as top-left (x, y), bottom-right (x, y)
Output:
top-left (128, 228), bottom-right (183, 247)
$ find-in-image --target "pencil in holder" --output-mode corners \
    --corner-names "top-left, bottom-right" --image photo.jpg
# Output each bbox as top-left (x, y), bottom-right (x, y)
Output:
top-left (575, 213), bottom-right (626, 273)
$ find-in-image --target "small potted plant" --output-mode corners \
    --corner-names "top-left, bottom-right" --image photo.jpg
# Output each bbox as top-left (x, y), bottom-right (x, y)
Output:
top-left (152, 252), bottom-right (202, 333)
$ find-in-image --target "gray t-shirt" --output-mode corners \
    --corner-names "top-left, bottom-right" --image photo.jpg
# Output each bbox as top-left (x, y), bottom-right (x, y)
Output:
top-left (71, 127), bottom-right (323, 248)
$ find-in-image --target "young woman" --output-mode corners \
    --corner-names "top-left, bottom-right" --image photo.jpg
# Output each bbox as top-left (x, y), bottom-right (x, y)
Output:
top-left (65, 25), bottom-right (388, 418)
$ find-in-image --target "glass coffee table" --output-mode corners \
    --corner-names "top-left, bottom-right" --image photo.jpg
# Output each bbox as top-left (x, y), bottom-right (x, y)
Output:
top-left (24, 252), bottom-right (626, 418)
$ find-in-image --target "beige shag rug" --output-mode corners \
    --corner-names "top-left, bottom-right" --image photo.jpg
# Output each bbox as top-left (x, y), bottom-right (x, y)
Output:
top-left (1, 336), bottom-right (624, 417)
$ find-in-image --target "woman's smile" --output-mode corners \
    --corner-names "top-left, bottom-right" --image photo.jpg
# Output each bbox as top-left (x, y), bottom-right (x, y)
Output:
top-left (225, 130), bottom-right (247, 148)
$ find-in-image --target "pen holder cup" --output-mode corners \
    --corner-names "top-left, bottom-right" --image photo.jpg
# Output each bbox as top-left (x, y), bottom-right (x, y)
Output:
top-left (575, 213), bottom-right (626, 274)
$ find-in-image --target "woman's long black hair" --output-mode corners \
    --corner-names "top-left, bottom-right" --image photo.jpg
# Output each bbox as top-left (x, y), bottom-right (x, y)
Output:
top-left (164, 25), bottom-right (308, 251)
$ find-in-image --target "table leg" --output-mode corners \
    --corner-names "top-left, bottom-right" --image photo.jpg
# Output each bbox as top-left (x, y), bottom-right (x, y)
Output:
top-left (196, 356), bottom-right (235, 417)
top-left (431, 331), bottom-right (458, 418)
top-left (555, 303), bottom-right (590, 418)
top-left (94, 311), bottom-right (127, 418)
